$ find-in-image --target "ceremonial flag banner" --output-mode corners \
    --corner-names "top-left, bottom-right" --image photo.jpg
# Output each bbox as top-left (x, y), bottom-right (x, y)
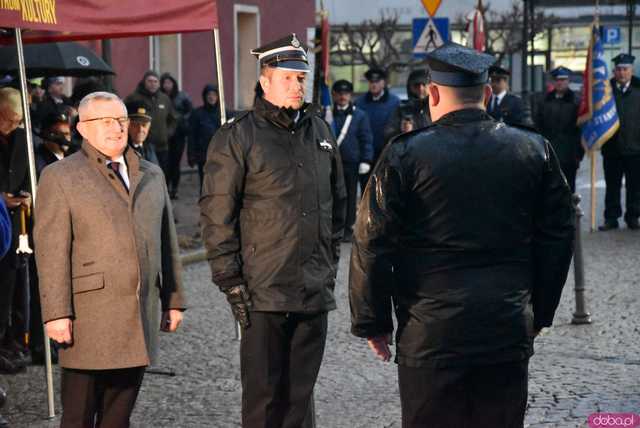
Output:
top-left (577, 25), bottom-right (619, 151)
top-left (465, 6), bottom-right (485, 52)
top-left (0, 0), bottom-right (218, 42)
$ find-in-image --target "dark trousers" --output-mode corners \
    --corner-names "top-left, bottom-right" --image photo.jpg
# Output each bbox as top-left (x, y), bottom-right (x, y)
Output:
top-left (343, 163), bottom-right (359, 236)
top-left (398, 359), bottom-right (529, 428)
top-left (167, 136), bottom-right (186, 193)
top-left (155, 149), bottom-right (169, 184)
top-left (240, 311), bottom-right (328, 428)
top-left (603, 155), bottom-right (640, 222)
top-left (0, 256), bottom-right (17, 342)
top-left (197, 161), bottom-right (205, 195)
top-left (60, 366), bottom-right (145, 428)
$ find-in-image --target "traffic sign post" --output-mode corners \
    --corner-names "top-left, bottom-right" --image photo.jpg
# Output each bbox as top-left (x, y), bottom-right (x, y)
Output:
top-left (413, 17), bottom-right (449, 58)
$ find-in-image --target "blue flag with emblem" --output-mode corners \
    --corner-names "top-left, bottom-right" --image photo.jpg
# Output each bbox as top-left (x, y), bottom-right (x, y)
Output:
top-left (577, 25), bottom-right (619, 151)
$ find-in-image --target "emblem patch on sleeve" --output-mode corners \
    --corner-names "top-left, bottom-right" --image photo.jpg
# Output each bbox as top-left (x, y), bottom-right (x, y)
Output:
top-left (318, 139), bottom-right (333, 152)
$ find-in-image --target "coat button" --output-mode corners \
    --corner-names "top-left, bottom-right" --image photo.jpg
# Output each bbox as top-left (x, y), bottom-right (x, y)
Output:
top-left (298, 162), bottom-right (303, 168)
top-left (97, 158), bottom-right (103, 163)
top-left (302, 211), bottom-right (307, 217)
top-left (109, 174), bottom-right (115, 179)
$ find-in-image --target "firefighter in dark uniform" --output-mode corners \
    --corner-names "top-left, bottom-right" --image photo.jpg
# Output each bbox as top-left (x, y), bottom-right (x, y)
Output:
top-left (535, 66), bottom-right (583, 193)
top-left (199, 34), bottom-right (346, 428)
top-left (600, 53), bottom-right (640, 231)
top-left (349, 43), bottom-right (575, 428)
top-left (487, 65), bottom-right (533, 127)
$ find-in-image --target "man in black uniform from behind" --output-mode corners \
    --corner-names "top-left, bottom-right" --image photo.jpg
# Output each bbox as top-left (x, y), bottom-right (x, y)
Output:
top-left (350, 43), bottom-right (575, 428)
top-left (199, 33), bottom-right (346, 428)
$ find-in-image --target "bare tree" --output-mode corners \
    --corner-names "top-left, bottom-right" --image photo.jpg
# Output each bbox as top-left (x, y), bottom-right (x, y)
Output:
top-left (330, 12), bottom-right (425, 74)
top-left (459, 1), bottom-right (552, 63)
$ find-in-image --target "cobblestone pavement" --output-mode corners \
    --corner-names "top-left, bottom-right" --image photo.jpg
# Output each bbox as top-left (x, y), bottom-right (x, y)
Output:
top-left (2, 162), bottom-right (638, 427)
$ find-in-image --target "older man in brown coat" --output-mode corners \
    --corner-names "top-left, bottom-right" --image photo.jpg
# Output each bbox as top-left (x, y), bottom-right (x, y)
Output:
top-left (34, 91), bottom-right (185, 428)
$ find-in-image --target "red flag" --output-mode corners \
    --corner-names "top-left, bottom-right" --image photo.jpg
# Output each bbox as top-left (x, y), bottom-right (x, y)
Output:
top-left (466, 5), bottom-right (485, 52)
top-left (321, 12), bottom-right (330, 85)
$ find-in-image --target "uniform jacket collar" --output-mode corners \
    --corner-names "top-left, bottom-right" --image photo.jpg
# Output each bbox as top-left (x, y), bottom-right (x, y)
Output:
top-left (545, 89), bottom-right (575, 102)
top-left (435, 108), bottom-right (492, 126)
top-left (253, 95), bottom-right (319, 130)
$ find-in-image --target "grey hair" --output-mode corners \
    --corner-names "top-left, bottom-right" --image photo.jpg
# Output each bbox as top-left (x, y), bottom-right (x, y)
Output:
top-left (78, 91), bottom-right (126, 119)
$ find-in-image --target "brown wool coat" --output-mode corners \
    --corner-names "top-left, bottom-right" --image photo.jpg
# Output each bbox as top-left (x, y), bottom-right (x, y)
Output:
top-left (34, 142), bottom-right (185, 370)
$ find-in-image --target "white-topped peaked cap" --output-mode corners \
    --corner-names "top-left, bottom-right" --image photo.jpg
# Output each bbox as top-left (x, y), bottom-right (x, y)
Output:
top-left (251, 33), bottom-right (310, 73)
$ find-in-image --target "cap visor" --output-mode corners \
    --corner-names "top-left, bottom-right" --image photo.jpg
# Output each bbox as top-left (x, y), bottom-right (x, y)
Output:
top-left (272, 61), bottom-right (310, 72)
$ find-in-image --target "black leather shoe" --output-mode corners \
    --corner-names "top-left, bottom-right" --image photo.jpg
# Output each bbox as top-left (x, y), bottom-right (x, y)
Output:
top-left (626, 218), bottom-right (640, 230)
top-left (598, 220), bottom-right (619, 231)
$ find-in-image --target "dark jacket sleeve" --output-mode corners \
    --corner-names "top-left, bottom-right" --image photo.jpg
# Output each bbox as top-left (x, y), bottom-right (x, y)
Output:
top-left (198, 124), bottom-right (247, 289)
top-left (531, 141), bottom-right (576, 330)
top-left (330, 129), bottom-right (347, 268)
top-left (349, 143), bottom-right (405, 338)
top-left (357, 112), bottom-right (374, 164)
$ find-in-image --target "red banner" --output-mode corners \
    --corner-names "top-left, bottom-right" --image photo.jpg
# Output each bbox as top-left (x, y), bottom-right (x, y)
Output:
top-left (0, 0), bottom-right (217, 42)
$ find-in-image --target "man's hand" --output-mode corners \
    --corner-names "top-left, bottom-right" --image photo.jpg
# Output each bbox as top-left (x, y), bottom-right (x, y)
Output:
top-left (367, 334), bottom-right (392, 362)
top-left (45, 318), bottom-right (73, 344)
top-left (223, 284), bottom-right (252, 329)
top-left (161, 309), bottom-right (184, 332)
top-left (1, 192), bottom-right (31, 210)
top-left (358, 162), bottom-right (371, 175)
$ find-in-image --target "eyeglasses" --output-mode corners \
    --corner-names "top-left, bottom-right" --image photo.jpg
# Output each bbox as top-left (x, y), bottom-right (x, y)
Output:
top-left (81, 116), bottom-right (130, 128)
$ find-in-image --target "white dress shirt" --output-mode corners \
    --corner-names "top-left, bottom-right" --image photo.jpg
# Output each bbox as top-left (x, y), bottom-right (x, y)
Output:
top-left (107, 155), bottom-right (130, 190)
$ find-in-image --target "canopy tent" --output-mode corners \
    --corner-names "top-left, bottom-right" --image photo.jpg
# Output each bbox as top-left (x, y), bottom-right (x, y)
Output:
top-left (0, 0), bottom-right (218, 42)
top-left (1, 0), bottom-right (223, 419)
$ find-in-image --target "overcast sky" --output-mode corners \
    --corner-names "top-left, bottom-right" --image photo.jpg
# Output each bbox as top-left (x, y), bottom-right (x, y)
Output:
top-left (319, 0), bottom-right (628, 25)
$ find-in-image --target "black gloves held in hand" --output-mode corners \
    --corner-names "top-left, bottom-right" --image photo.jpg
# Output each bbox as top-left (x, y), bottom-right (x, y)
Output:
top-left (223, 284), bottom-right (253, 329)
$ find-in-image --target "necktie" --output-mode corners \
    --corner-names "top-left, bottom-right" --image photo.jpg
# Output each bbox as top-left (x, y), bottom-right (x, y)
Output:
top-left (107, 161), bottom-right (128, 193)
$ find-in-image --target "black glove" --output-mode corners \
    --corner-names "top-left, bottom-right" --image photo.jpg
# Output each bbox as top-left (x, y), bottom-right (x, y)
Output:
top-left (223, 284), bottom-right (253, 329)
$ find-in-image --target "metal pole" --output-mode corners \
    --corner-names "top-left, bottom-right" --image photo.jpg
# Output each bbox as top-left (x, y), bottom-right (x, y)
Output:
top-left (101, 39), bottom-right (113, 92)
top-left (628, 0), bottom-right (636, 55)
top-left (212, 28), bottom-right (227, 125)
top-left (521, 0), bottom-right (529, 97)
top-left (529, 0), bottom-right (536, 94)
top-left (14, 27), bottom-right (56, 419)
top-left (571, 194), bottom-right (592, 324)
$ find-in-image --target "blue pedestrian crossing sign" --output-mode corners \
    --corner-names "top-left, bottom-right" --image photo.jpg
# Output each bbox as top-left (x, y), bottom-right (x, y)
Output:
top-left (413, 17), bottom-right (449, 58)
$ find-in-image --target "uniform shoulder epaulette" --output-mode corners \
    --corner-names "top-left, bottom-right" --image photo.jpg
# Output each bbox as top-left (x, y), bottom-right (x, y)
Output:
top-left (221, 110), bottom-right (251, 129)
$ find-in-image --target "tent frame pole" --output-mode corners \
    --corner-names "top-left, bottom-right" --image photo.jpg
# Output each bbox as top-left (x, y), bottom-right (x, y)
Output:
top-left (14, 27), bottom-right (56, 419)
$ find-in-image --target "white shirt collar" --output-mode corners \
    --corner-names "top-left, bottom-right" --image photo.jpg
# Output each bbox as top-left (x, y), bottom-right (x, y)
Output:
top-left (619, 81), bottom-right (631, 92)
top-left (372, 89), bottom-right (385, 102)
top-left (107, 154), bottom-right (130, 189)
top-left (494, 90), bottom-right (507, 103)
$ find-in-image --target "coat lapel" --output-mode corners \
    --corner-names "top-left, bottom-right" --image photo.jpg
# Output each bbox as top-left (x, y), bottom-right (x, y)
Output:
top-left (126, 147), bottom-right (146, 202)
top-left (81, 142), bottom-right (130, 204)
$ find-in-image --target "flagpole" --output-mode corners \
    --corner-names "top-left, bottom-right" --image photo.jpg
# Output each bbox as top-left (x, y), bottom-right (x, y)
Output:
top-left (590, 151), bottom-right (597, 232)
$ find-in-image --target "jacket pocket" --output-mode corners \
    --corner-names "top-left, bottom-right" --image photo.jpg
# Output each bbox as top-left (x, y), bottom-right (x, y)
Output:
top-left (72, 272), bottom-right (105, 294)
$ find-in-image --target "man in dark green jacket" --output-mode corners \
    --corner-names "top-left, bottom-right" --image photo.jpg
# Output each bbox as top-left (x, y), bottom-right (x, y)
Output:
top-left (125, 71), bottom-right (175, 179)
top-left (600, 53), bottom-right (640, 230)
